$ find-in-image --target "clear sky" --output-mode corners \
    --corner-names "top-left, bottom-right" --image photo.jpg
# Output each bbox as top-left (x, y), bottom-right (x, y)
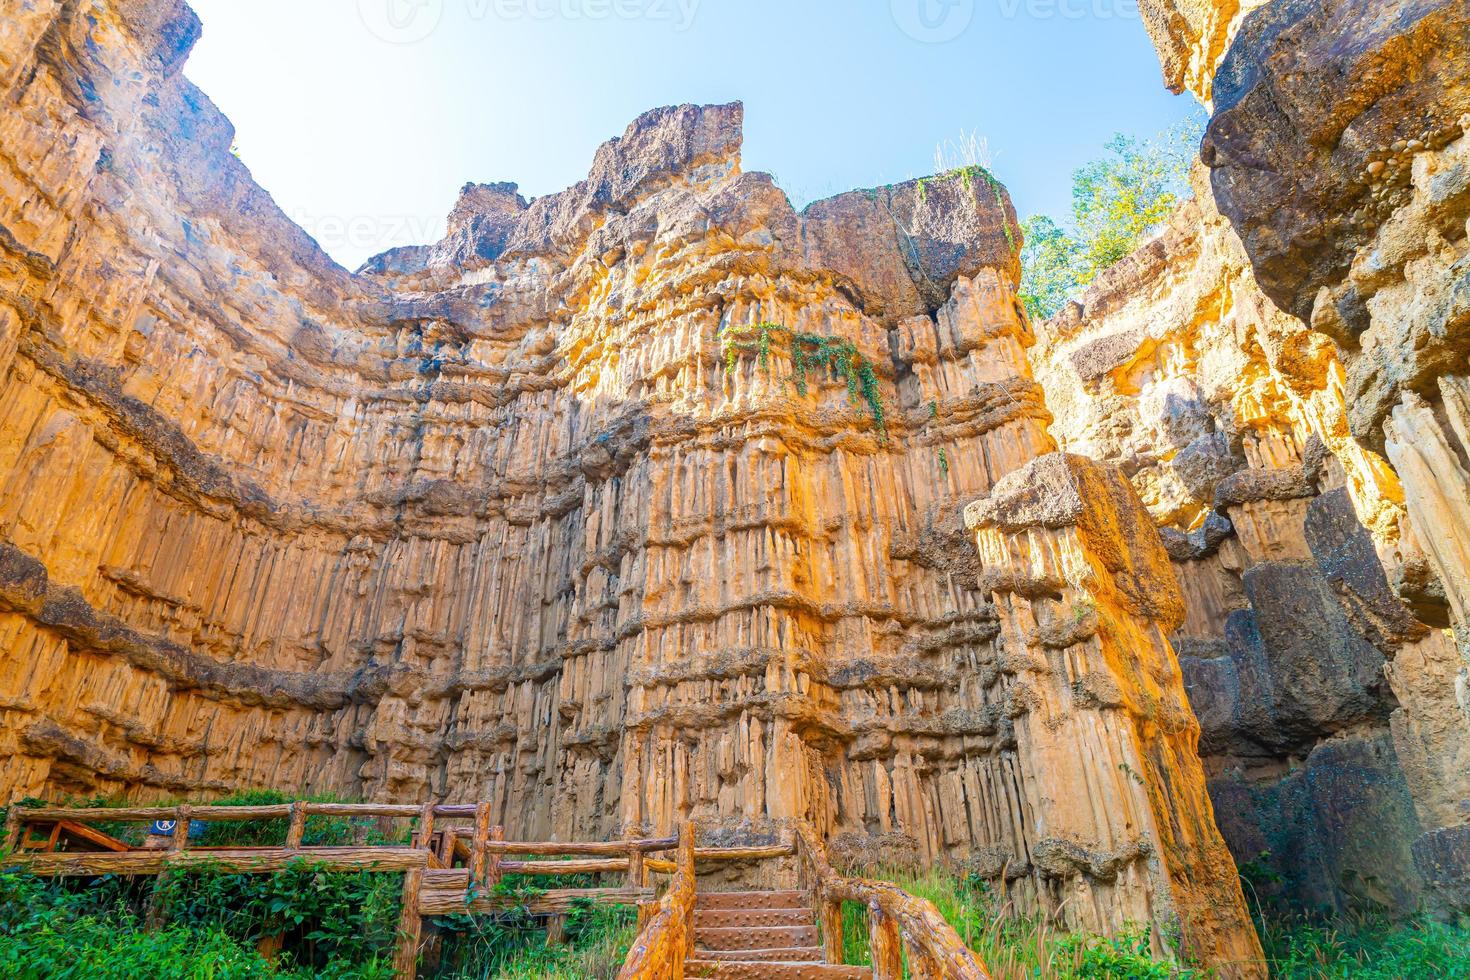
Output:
top-left (185, 0), bottom-right (1197, 271)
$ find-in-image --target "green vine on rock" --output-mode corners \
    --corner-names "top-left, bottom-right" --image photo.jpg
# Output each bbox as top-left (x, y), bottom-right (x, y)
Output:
top-left (720, 322), bottom-right (887, 434)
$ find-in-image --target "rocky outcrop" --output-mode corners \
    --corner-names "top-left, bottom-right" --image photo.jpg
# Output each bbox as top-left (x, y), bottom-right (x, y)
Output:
top-left (1133, 0), bottom-right (1470, 914)
top-left (967, 453), bottom-right (1262, 969)
top-left (1033, 181), bottom-right (1470, 915)
top-left (1139, 0), bottom-right (1273, 102)
top-left (0, 0), bottom-right (1265, 970)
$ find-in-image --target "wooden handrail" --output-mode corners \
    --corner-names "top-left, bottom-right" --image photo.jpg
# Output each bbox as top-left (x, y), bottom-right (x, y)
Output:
top-left (4, 798), bottom-right (701, 980)
top-left (9, 802), bottom-right (673, 831)
top-left (794, 821), bottom-right (991, 980)
top-left (3, 801), bottom-right (681, 859)
top-left (616, 824), bottom-right (697, 980)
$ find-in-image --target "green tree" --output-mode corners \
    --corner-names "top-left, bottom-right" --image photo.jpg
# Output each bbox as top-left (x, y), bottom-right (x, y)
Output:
top-left (1020, 115), bottom-right (1202, 320)
top-left (1019, 214), bottom-right (1082, 320)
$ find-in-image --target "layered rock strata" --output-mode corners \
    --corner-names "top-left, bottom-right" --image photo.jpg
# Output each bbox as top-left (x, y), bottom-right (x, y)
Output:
top-left (967, 453), bottom-right (1261, 968)
top-left (0, 0), bottom-right (1263, 970)
top-left (1137, 0), bottom-right (1470, 912)
top-left (1033, 186), bottom-right (1470, 914)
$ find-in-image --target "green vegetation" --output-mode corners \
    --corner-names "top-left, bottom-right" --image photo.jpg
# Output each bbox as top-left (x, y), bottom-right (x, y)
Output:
top-left (1256, 910), bottom-right (1470, 979)
top-left (834, 868), bottom-right (1193, 979)
top-left (0, 858), bottom-right (639, 980)
top-left (720, 322), bottom-right (886, 433)
top-left (1020, 115), bottom-right (1204, 320)
top-left (9, 791), bottom-right (1470, 978)
top-left (1, 791), bottom-right (638, 979)
top-left (830, 864), bottom-right (1470, 980)
top-left (434, 900), bottom-right (636, 980)
top-left (0, 859), bottom-right (398, 979)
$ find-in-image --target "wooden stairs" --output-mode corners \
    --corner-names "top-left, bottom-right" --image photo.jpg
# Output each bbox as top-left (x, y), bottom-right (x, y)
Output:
top-left (686, 889), bottom-right (871, 979)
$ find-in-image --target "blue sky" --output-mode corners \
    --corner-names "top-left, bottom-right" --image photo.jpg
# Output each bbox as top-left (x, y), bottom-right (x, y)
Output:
top-left (185, 0), bottom-right (1197, 270)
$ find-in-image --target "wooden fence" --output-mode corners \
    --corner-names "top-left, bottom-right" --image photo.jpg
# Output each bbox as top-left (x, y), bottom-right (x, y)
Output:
top-left (4, 803), bottom-right (985, 979)
top-left (2, 801), bottom-right (677, 979)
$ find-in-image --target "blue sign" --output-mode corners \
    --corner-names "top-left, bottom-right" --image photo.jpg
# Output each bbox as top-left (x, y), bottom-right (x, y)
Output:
top-left (150, 820), bottom-right (207, 840)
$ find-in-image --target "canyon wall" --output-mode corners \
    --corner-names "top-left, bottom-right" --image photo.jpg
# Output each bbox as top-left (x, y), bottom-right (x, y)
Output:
top-left (1033, 184), bottom-right (1470, 914)
top-left (0, 0), bottom-right (1263, 970)
top-left (1135, 0), bottom-right (1470, 913)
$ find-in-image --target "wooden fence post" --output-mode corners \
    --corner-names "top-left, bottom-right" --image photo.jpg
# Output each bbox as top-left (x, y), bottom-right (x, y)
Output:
top-left (679, 822), bottom-right (697, 970)
top-left (392, 803), bottom-right (436, 980)
top-left (286, 802), bottom-right (307, 851)
top-left (3, 807), bottom-right (24, 853)
top-left (870, 906), bottom-right (903, 980)
top-left (819, 897), bottom-right (844, 964)
top-left (169, 805), bottom-right (192, 852)
top-left (627, 845), bottom-right (646, 889)
top-left (486, 826), bottom-right (505, 886)
top-left (470, 804), bottom-right (491, 886)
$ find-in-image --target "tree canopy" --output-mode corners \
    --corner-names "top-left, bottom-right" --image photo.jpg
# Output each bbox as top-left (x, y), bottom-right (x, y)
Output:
top-left (1020, 116), bottom-right (1203, 321)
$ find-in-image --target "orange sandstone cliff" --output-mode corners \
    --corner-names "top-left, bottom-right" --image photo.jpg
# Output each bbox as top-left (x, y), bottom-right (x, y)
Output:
top-left (8, 0), bottom-right (1470, 972)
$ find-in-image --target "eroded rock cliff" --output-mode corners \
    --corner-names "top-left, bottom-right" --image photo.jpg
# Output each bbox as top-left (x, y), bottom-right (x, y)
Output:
top-left (1033, 184), bottom-right (1470, 915)
top-left (1136, 0), bottom-right (1470, 914)
top-left (0, 0), bottom-right (1266, 970)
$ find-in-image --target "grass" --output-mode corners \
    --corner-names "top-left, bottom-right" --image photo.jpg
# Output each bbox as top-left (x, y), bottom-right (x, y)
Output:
top-left (2, 790), bottom-right (638, 979)
top-left (835, 867), bottom-right (1189, 979)
top-left (0, 857), bottom-right (638, 980)
top-left (832, 865), bottom-right (1470, 980)
top-left (434, 902), bottom-right (638, 979)
top-left (8, 790), bottom-right (1469, 978)
top-left (1257, 910), bottom-right (1470, 979)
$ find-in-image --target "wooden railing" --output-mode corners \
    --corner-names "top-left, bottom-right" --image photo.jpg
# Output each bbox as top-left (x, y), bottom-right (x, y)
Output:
top-left (2, 800), bottom-right (680, 980)
top-left (6, 803), bottom-right (991, 979)
top-left (616, 824), bottom-right (698, 980)
top-left (795, 821), bottom-right (991, 980)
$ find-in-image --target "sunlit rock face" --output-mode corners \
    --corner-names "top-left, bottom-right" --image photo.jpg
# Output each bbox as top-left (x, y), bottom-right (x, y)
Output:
top-left (1135, 0), bottom-right (1470, 914)
top-left (1138, 0), bottom-right (1273, 102)
top-left (1033, 186), bottom-right (1470, 916)
top-left (0, 0), bottom-right (1272, 970)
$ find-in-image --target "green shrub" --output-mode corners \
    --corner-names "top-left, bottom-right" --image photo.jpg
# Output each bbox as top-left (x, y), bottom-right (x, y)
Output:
top-left (155, 859), bottom-right (402, 970)
top-left (197, 789), bottom-right (398, 848)
top-left (435, 900), bottom-right (637, 980)
top-left (0, 912), bottom-right (279, 980)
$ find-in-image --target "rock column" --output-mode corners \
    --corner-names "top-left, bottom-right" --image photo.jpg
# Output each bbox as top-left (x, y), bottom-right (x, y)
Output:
top-left (968, 455), bottom-right (1265, 976)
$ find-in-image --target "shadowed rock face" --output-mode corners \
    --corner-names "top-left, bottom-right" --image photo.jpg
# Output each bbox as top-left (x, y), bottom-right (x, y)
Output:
top-left (1032, 185), bottom-right (1470, 916)
top-left (1133, 0), bottom-right (1470, 915)
top-left (0, 1), bottom-right (1273, 971)
top-left (1203, 0), bottom-right (1470, 324)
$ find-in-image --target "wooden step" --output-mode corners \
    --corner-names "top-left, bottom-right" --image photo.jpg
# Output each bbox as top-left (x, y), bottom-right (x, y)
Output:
top-left (695, 924), bottom-right (819, 951)
top-left (695, 889), bottom-right (807, 911)
top-left (686, 962), bottom-right (872, 979)
top-left (694, 907), bottom-right (814, 929)
top-left (693, 946), bottom-right (826, 962)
